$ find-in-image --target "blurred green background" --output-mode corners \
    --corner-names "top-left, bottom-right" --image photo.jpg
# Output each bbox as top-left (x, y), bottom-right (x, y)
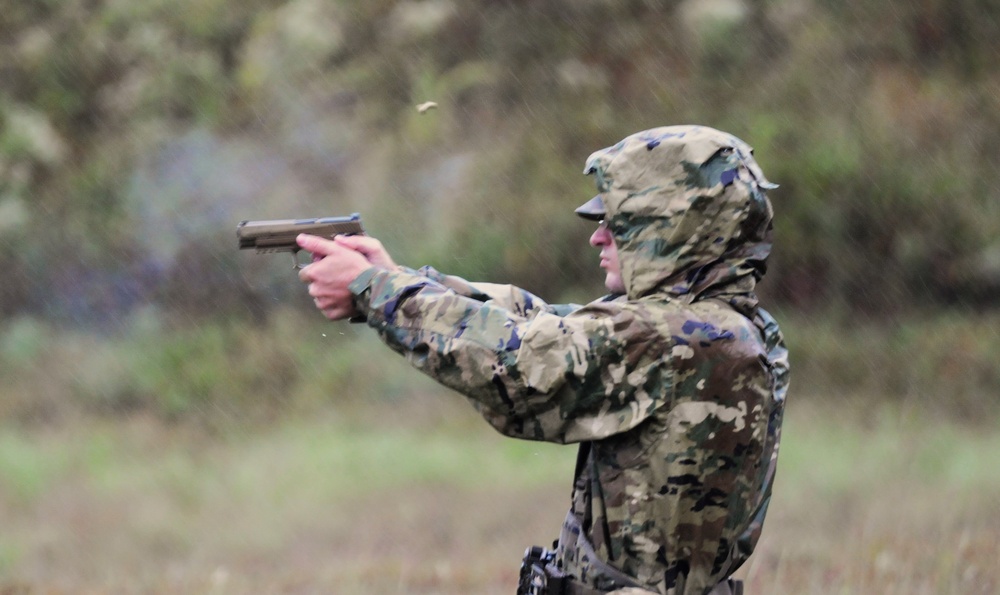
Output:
top-left (1, 1), bottom-right (998, 593)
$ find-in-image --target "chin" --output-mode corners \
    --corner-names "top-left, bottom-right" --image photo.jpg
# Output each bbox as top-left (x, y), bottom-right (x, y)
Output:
top-left (605, 276), bottom-right (626, 294)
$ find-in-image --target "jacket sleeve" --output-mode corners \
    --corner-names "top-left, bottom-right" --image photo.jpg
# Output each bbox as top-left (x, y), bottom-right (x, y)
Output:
top-left (349, 267), bottom-right (670, 443)
top-left (409, 265), bottom-right (582, 317)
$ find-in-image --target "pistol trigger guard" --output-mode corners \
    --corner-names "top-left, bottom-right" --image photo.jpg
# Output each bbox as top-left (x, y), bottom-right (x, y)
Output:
top-left (292, 249), bottom-right (309, 270)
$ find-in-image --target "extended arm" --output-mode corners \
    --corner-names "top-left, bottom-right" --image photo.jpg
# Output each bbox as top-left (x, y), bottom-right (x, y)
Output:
top-left (300, 232), bottom-right (580, 319)
top-left (348, 266), bottom-right (668, 443)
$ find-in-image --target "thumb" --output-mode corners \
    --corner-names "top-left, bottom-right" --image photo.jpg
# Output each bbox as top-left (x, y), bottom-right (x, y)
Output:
top-left (334, 234), bottom-right (397, 270)
top-left (334, 234), bottom-right (379, 254)
top-left (296, 233), bottom-right (340, 256)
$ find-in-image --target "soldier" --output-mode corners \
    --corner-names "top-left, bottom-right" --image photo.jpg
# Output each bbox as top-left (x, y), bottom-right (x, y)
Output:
top-left (297, 125), bottom-right (790, 595)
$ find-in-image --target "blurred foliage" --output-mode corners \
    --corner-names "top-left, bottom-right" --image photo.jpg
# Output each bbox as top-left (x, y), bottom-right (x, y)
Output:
top-left (1, 0), bottom-right (999, 317)
top-left (1, 0), bottom-right (999, 422)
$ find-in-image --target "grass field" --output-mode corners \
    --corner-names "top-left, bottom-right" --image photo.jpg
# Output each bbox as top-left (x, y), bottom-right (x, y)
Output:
top-left (1, 393), bottom-right (998, 594)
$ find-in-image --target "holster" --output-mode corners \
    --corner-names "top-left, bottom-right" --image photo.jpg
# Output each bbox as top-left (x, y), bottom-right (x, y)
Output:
top-left (518, 546), bottom-right (564, 595)
top-left (517, 546), bottom-right (610, 595)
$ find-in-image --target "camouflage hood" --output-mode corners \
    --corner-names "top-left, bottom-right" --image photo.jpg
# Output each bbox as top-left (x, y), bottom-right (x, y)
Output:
top-left (584, 125), bottom-right (776, 313)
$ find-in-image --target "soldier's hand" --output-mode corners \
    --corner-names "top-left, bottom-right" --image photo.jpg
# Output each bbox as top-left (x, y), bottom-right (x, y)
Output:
top-left (296, 234), bottom-right (371, 320)
top-left (332, 234), bottom-right (400, 271)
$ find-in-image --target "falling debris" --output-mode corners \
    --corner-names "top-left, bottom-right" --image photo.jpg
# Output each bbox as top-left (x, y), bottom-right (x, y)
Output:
top-left (416, 101), bottom-right (438, 114)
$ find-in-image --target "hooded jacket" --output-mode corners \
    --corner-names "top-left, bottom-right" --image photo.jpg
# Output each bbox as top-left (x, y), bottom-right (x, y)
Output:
top-left (348, 125), bottom-right (789, 594)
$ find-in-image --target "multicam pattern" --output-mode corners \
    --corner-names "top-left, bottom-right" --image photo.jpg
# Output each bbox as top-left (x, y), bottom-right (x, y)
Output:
top-left (348, 125), bottom-right (789, 594)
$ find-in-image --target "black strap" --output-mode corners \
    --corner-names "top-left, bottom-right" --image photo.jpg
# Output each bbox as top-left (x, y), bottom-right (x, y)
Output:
top-left (573, 441), bottom-right (591, 483)
top-left (572, 441), bottom-right (592, 534)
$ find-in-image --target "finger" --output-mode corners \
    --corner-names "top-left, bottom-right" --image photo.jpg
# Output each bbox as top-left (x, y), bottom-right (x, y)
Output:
top-left (314, 296), bottom-right (336, 310)
top-left (296, 234), bottom-right (341, 257)
top-left (310, 286), bottom-right (351, 308)
top-left (299, 262), bottom-right (325, 283)
top-left (309, 286), bottom-right (347, 305)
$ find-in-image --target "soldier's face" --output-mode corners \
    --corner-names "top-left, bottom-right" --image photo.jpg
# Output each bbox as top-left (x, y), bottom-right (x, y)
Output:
top-left (589, 221), bottom-right (625, 294)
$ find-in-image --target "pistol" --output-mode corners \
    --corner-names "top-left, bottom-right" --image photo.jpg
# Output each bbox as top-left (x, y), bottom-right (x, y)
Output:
top-left (237, 213), bottom-right (365, 268)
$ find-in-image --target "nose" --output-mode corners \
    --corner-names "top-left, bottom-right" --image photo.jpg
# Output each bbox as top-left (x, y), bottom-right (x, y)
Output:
top-left (589, 222), bottom-right (612, 247)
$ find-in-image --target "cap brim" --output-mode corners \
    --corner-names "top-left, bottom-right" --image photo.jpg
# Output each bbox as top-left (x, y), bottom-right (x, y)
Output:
top-left (574, 195), bottom-right (605, 221)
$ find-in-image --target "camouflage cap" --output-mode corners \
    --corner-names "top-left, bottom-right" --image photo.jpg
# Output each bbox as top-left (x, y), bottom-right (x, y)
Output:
top-left (583, 125), bottom-right (776, 194)
top-left (575, 126), bottom-right (775, 219)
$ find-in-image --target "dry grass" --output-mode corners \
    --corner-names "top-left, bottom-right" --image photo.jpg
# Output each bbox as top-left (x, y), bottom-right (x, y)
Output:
top-left (1, 396), bottom-right (997, 594)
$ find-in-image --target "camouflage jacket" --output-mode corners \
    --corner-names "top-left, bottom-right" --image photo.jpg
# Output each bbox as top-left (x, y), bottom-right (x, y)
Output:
top-left (348, 126), bottom-right (790, 595)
